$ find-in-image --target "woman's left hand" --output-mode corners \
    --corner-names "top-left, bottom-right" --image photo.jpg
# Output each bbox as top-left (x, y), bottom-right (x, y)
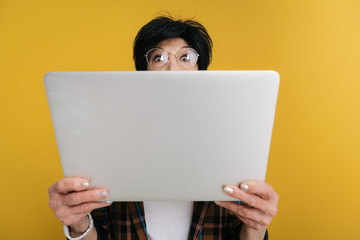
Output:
top-left (216, 181), bottom-right (279, 233)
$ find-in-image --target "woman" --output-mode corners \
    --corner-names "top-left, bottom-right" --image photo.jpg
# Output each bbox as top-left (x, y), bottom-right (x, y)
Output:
top-left (48, 16), bottom-right (279, 240)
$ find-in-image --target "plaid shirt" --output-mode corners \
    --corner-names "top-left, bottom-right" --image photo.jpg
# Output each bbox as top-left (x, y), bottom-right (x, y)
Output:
top-left (91, 201), bottom-right (269, 240)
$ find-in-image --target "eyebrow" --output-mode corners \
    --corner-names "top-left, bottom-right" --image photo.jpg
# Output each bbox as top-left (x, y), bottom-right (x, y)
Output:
top-left (156, 46), bottom-right (190, 51)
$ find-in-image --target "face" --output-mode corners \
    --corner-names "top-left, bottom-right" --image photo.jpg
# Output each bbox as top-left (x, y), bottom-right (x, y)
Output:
top-left (146, 38), bottom-right (199, 71)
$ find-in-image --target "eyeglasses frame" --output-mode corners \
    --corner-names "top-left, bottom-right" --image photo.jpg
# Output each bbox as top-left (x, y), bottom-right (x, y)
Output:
top-left (144, 47), bottom-right (200, 69)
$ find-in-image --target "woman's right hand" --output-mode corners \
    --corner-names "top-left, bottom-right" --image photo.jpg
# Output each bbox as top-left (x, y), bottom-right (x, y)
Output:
top-left (48, 177), bottom-right (112, 236)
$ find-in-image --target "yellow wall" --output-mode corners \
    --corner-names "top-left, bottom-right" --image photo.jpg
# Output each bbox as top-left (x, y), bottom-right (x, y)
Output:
top-left (1, 0), bottom-right (359, 239)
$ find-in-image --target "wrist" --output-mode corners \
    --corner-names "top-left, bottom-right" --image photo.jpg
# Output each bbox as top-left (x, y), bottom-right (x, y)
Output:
top-left (63, 214), bottom-right (94, 240)
top-left (69, 217), bottom-right (91, 237)
top-left (240, 225), bottom-right (266, 240)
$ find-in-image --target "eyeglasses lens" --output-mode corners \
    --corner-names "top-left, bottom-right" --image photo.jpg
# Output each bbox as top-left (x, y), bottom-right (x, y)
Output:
top-left (176, 48), bottom-right (198, 67)
top-left (146, 49), bottom-right (169, 68)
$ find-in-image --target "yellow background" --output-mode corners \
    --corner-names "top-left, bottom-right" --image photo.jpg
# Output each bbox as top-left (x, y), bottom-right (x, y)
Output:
top-left (1, 0), bottom-right (359, 239)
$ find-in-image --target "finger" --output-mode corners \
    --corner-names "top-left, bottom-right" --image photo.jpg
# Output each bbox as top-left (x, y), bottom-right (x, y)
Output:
top-left (69, 200), bottom-right (113, 215)
top-left (54, 201), bottom-right (112, 226)
top-left (63, 189), bottom-right (109, 206)
top-left (223, 185), bottom-right (270, 213)
top-left (216, 201), bottom-right (271, 227)
top-left (239, 181), bottom-right (279, 202)
top-left (50, 178), bottom-right (90, 195)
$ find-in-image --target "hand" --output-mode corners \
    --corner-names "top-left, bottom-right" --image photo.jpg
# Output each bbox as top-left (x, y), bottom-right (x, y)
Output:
top-left (48, 177), bottom-right (112, 231)
top-left (216, 181), bottom-right (279, 232)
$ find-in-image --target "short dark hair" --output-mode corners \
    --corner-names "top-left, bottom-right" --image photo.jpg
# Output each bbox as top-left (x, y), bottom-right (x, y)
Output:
top-left (133, 16), bottom-right (213, 70)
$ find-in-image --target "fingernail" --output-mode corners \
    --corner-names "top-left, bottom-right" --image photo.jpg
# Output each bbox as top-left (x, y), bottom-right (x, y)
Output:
top-left (81, 182), bottom-right (89, 187)
top-left (241, 184), bottom-right (249, 191)
top-left (106, 201), bottom-right (113, 204)
top-left (224, 186), bottom-right (234, 194)
top-left (215, 201), bottom-right (222, 205)
top-left (99, 192), bottom-right (106, 198)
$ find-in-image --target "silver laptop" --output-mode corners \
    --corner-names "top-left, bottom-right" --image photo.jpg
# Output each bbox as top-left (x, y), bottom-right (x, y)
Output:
top-left (44, 71), bottom-right (280, 201)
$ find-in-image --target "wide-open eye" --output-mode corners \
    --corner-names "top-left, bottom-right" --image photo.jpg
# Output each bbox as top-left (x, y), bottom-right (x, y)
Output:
top-left (146, 48), bottom-right (168, 67)
top-left (179, 54), bottom-right (191, 62)
top-left (177, 48), bottom-right (199, 66)
top-left (153, 54), bottom-right (165, 62)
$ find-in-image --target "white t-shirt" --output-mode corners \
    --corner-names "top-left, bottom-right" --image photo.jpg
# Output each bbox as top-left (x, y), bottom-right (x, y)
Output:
top-left (143, 201), bottom-right (193, 240)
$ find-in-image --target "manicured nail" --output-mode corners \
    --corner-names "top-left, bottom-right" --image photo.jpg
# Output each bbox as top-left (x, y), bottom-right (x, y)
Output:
top-left (215, 201), bottom-right (222, 205)
top-left (99, 192), bottom-right (106, 198)
top-left (224, 186), bottom-right (234, 194)
top-left (241, 184), bottom-right (249, 191)
top-left (81, 182), bottom-right (89, 187)
top-left (106, 201), bottom-right (113, 204)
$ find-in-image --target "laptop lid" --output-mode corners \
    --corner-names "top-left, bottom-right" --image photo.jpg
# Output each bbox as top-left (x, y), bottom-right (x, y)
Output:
top-left (44, 71), bottom-right (279, 201)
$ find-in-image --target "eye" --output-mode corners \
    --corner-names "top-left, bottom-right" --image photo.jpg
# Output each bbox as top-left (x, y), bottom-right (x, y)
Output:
top-left (152, 54), bottom-right (164, 62)
top-left (180, 54), bottom-right (190, 62)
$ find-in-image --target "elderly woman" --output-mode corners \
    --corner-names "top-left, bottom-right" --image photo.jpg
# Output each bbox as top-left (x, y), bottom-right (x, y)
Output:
top-left (48, 16), bottom-right (279, 240)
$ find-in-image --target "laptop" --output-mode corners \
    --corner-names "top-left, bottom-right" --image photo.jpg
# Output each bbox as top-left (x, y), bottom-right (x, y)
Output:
top-left (44, 71), bottom-right (280, 201)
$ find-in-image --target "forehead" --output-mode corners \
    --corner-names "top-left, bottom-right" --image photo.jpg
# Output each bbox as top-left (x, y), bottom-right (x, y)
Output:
top-left (155, 38), bottom-right (190, 50)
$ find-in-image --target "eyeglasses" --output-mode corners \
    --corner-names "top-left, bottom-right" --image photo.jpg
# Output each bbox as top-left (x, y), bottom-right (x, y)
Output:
top-left (145, 48), bottom-right (199, 69)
